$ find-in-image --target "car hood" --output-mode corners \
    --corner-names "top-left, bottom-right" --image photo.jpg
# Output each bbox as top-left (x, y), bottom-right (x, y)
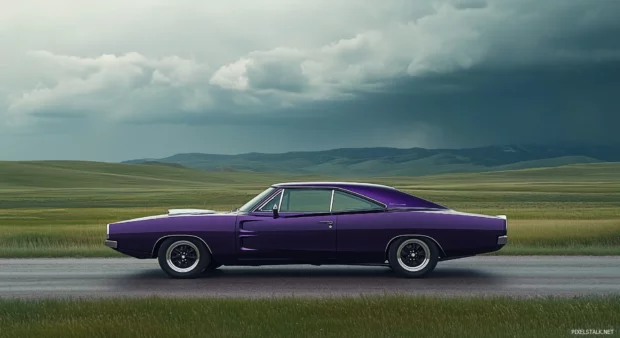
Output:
top-left (168, 209), bottom-right (218, 216)
top-left (111, 209), bottom-right (234, 225)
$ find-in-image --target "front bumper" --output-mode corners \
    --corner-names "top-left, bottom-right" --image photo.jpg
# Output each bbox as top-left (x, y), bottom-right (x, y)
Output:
top-left (105, 240), bottom-right (118, 249)
top-left (497, 235), bottom-right (508, 245)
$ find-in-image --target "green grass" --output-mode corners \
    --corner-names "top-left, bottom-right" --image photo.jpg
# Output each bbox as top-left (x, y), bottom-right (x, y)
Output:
top-left (0, 296), bottom-right (617, 338)
top-left (1, 161), bottom-right (620, 257)
top-left (2, 211), bottom-right (619, 257)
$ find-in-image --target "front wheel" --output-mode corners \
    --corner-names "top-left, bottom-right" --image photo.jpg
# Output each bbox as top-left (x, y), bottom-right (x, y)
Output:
top-left (388, 237), bottom-right (439, 278)
top-left (158, 238), bottom-right (211, 279)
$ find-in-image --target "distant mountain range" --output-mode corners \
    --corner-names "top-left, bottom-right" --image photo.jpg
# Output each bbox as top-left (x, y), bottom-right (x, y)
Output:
top-left (123, 145), bottom-right (620, 177)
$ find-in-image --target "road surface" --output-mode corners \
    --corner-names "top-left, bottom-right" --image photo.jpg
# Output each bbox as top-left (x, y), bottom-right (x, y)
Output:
top-left (0, 256), bottom-right (618, 298)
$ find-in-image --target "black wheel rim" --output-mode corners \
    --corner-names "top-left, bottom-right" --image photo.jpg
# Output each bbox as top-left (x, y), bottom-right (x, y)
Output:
top-left (396, 239), bottom-right (431, 272)
top-left (166, 240), bottom-right (201, 273)
top-left (399, 242), bottom-right (427, 267)
top-left (170, 244), bottom-right (198, 269)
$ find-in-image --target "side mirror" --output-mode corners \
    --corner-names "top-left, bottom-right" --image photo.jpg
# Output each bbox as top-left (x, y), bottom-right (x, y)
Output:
top-left (272, 203), bottom-right (279, 218)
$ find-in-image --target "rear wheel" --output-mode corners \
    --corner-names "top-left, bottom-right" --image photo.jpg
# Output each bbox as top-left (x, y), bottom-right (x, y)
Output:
top-left (388, 237), bottom-right (438, 278)
top-left (157, 238), bottom-right (210, 279)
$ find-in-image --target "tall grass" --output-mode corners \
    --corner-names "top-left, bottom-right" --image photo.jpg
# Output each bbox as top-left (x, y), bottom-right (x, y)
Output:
top-left (1, 162), bottom-right (620, 257)
top-left (1, 210), bottom-right (619, 257)
top-left (0, 296), bottom-right (617, 338)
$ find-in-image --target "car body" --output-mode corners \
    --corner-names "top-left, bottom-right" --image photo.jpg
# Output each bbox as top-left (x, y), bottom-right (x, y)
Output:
top-left (105, 182), bottom-right (508, 278)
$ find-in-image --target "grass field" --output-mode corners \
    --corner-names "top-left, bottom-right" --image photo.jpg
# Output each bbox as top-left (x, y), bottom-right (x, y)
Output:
top-left (0, 296), bottom-right (617, 338)
top-left (1, 161), bottom-right (620, 257)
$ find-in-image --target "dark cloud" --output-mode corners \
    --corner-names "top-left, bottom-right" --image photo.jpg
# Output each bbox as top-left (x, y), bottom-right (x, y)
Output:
top-left (94, 59), bottom-right (620, 151)
top-left (247, 61), bottom-right (309, 93)
top-left (2, 0), bottom-right (620, 160)
top-left (449, 0), bottom-right (487, 10)
top-left (260, 60), bottom-right (620, 149)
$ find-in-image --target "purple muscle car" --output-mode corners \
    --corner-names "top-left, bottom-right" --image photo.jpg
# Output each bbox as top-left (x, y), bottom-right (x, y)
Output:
top-left (105, 182), bottom-right (508, 278)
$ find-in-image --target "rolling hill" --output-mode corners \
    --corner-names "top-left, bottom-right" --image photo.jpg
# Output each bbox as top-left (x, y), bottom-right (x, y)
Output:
top-left (0, 161), bottom-right (303, 189)
top-left (2, 160), bottom-right (620, 190)
top-left (124, 144), bottom-right (620, 177)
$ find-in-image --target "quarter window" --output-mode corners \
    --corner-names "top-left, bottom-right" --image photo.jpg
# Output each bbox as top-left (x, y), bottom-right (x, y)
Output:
top-left (280, 189), bottom-right (331, 213)
top-left (332, 190), bottom-right (384, 212)
top-left (257, 191), bottom-right (282, 211)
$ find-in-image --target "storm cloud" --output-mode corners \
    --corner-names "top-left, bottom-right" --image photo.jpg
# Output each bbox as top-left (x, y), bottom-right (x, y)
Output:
top-left (1, 0), bottom-right (619, 160)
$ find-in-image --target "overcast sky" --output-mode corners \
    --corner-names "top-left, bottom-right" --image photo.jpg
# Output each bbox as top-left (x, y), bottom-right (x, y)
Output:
top-left (1, 0), bottom-right (619, 161)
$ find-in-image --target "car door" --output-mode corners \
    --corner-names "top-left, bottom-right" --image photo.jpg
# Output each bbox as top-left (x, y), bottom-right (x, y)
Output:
top-left (236, 188), bottom-right (337, 262)
top-left (331, 190), bottom-right (387, 263)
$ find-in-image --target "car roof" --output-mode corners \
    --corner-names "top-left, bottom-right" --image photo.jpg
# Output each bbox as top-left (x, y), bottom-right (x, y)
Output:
top-left (273, 181), bottom-right (394, 190)
top-left (271, 182), bottom-right (446, 210)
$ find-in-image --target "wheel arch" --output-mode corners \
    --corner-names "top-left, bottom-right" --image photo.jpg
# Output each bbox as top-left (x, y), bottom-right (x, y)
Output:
top-left (385, 234), bottom-right (446, 260)
top-left (151, 234), bottom-right (213, 258)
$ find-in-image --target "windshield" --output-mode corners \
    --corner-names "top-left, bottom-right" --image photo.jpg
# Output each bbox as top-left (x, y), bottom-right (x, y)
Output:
top-left (237, 187), bottom-right (276, 212)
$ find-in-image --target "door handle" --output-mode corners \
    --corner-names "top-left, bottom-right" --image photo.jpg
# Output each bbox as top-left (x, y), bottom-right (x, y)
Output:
top-left (319, 220), bottom-right (334, 228)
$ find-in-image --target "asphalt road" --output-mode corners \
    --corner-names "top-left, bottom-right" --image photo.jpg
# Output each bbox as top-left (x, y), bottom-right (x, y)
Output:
top-left (0, 256), bottom-right (618, 298)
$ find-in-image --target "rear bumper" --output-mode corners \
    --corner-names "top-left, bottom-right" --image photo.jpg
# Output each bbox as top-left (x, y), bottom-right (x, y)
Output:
top-left (104, 240), bottom-right (118, 249)
top-left (497, 235), bottom-right (508, 245)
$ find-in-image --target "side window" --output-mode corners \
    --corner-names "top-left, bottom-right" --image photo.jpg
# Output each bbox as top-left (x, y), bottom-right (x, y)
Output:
top-left (332, 190), bottom-right (384, 212)
top-left (257, 191), bottom-right (282, 211)
top-left (280, 189), bottom-right (331, 213)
